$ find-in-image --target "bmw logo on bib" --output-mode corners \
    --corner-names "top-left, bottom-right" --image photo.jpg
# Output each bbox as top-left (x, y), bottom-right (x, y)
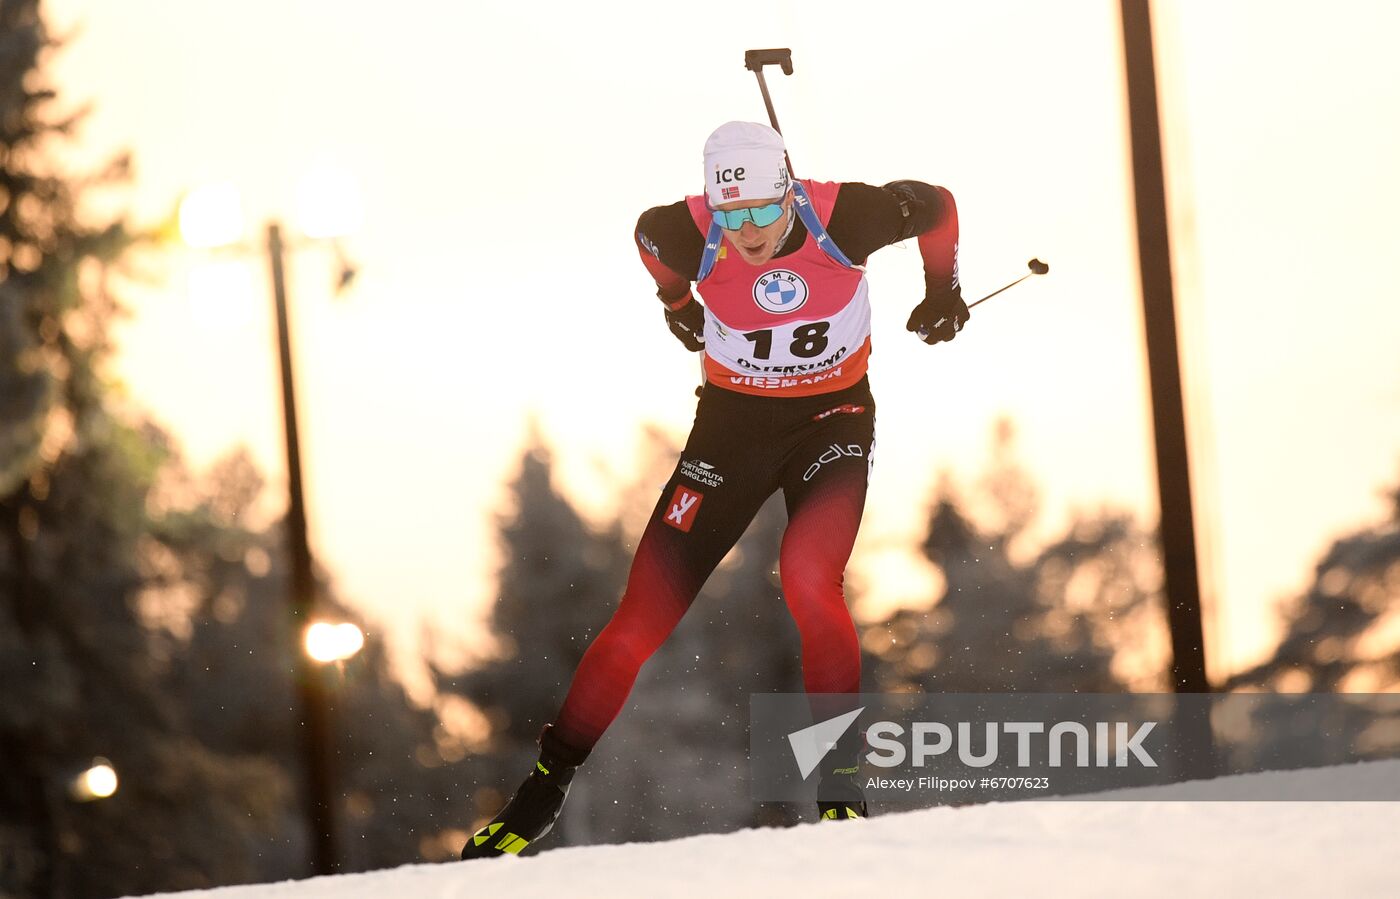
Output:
top-left (753, 270), bottom-right (809, 314)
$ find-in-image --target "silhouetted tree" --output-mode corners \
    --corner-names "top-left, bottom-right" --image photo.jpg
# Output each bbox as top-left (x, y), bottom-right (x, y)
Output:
top-left (439, 429), bottom-right (630, 845)
top-left (1207, 476), bottom-right (1400, 772)
top-left (1224, 476), bottom-right (1400, 693)
top-left (0, 5), bottom-right (292, 895)
top-left (0, 7), bottom-right (477, 891)
top-left (868, 420), bottom-right (1167, 693)
top-left (156, 447), bottom-right (480, 875)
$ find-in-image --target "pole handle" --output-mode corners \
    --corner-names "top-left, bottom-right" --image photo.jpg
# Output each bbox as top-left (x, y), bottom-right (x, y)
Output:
top-left (744, 48), bottom-right (793, 75)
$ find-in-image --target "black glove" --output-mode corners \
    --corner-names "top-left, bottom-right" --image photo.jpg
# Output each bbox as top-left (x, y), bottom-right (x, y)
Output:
top-left (906, 284), bottom-right (969, 345)
top-left (664, 297), bottom-right (706, 352)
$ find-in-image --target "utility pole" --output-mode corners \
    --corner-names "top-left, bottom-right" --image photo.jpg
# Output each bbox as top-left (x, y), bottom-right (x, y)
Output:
top-left (1119, 0), bottom-right (1217, 778)
top-left (1119, 0), bottom-right (1211, 695)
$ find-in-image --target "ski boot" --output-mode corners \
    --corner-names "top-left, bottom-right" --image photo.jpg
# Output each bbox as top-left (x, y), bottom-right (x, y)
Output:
top-left (815, 720), bottom-right (868, 821)
top-left (461, 723), bottom-right (590, 859)
top-left (816, 768), bottom-right (868, 820)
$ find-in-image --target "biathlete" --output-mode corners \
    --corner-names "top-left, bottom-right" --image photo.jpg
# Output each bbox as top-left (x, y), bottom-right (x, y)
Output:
top-left (462, 121), bottom-right (968, 859)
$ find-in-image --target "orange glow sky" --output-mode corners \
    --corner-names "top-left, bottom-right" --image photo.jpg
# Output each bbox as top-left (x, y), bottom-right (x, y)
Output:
top-left (43, 0), bottom-right (1400, 687)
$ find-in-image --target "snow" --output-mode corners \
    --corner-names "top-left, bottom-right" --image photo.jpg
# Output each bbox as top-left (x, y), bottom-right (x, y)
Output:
top-left (132, 760), bottom-right (1400, 898)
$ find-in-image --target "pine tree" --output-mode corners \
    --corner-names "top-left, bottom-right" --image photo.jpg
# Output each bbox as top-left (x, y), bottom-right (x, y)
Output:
top-left (440, 429), bottom-right (629, 843)
top-left (867, 420), bottom-right (1164, 694)
top-left (1208, 474), bottom-right (1400, 772)
top-left (0, 4), bottom-right (285, 894)
top-left (158, 447), bottom-right (482, 873)
top-left (1224, 475), bottom-right (1400, 694)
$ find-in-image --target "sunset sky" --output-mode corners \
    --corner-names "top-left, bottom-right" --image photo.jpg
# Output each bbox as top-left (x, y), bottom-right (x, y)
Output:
top-left (42, 0), bottom-right (1400, 687)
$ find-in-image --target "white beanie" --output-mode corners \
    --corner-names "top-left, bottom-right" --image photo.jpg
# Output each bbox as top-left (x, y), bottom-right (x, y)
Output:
top-left (703, 121), bottom-right (791, 206)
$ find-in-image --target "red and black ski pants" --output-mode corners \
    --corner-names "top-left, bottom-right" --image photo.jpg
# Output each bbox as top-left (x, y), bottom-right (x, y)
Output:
top-left (553, 378), bottom-right (876, 752)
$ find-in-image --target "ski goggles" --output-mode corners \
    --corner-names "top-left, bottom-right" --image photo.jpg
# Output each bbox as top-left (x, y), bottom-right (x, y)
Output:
top-left (711, 200), bottom-right (787, 230)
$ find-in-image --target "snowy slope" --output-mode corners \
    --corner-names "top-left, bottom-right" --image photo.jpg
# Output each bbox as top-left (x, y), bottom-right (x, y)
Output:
top-left (134, 760), bottom-right (1400, 899)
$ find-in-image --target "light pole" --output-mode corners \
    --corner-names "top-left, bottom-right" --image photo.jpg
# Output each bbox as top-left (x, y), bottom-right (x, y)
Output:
top-left (178, 181), bottom-right (362, 876)
top-left (266, 219), bottom-right (340, 876)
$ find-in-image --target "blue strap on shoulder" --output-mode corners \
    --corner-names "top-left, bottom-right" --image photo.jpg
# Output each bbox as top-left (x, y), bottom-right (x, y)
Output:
top-left (695, 182), bottom-right (856, 283)
top-left (697, 219), bottom-right (725, 283)
top-left (790, 182), bottom-right (855, 269)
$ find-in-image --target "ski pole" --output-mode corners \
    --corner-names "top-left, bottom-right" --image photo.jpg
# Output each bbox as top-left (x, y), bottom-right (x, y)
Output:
top-left (744, 48), bottom-right (796, 178)
top-left (917, 259), bottom-right (1050, 340)
top-left (969, 258), bottom-right (1050, 310)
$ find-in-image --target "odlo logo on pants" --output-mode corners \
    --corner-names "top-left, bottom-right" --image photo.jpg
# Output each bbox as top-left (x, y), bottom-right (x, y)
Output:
top-left (803, 444), bottom-right (864, 482)
top-left (663, 485), bottom-right (703, 533)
